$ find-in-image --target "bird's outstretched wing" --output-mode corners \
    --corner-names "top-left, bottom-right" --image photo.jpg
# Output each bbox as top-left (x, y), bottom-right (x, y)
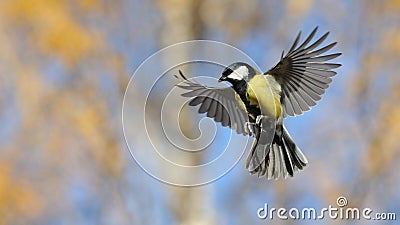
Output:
top-left (175, 71), bottom-right (250, 135)
top-left (266, 27), bottom-right (342, 117)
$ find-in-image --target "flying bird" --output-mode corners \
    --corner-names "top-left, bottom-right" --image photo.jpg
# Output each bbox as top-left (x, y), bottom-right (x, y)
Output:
top-left (176, 27), bottom-right (342, 179)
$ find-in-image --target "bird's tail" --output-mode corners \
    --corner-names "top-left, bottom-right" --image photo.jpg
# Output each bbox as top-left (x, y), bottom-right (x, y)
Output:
top-left (245, 122), bottom-right (308, 180)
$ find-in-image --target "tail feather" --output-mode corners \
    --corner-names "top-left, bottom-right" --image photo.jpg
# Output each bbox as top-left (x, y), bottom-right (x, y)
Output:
top-left (245, 123), bottom-right (308, 180)
top-left (282, 126), bottom-right (308, 169)
top-left (280, 139), bottom-right (294, 177)
top-left (245, 117), bottom-right (275, 174)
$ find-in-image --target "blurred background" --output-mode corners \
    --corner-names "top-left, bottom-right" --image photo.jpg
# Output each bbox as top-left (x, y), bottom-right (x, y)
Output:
top-left (1, 0), bottom-right (400, 224)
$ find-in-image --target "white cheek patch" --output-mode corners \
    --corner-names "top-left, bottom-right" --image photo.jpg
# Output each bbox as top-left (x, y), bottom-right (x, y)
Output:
top-left (227, 66), bottom-right (249, 80)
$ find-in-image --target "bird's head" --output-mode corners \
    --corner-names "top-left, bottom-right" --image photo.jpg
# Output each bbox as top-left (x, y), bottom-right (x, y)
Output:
top-left (218, 62), bottom-right (256, 84)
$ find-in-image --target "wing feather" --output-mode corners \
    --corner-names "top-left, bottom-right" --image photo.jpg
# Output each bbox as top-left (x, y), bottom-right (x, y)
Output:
top-left (176, 71), bottom-right (250, 135)
top-left (266, 27), bottom-right (342, 117)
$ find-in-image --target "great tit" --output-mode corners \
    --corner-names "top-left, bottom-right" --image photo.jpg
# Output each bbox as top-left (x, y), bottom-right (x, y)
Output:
top-left (176, 27), bottom-right (341, 179)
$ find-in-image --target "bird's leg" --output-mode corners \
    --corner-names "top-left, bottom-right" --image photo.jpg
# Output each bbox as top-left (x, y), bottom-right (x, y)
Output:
top-left (244, 122), bottom-right (256, 135)
top-left (256, 115), bottom-right (264, 125)
top-left (255, 115), bottom-right (266, 133)
top-left (256, 115), bottom-right (274, 132)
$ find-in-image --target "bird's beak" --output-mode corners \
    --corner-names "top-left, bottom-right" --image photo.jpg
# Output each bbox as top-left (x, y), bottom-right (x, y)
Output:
top-left (218, 77), bottom-right (225, 82)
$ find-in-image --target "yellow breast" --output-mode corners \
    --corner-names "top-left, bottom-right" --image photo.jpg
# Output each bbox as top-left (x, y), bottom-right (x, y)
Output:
top-left (246, 75), bottom-right (281, 118)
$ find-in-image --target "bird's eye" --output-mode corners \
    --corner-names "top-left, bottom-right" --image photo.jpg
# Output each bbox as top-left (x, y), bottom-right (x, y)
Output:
top-left (222, 68), bottom-right (233, 77)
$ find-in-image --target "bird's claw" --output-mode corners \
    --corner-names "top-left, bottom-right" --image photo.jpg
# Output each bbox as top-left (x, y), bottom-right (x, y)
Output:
top-left (256, 115), bottom-right (271, 132)
top-left (256, 115), bottom-right (265, 125)
top-left (246, 116), bottom-right (271, 135)
top-left (244, 122), bottom-right (256, 136)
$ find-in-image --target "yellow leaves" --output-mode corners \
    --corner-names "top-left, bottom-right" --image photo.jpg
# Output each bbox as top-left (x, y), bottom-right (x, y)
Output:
top-left (379, 97), bottom-right (400, 149)
top-left (216, 1), bottom-right (260, 39)
top-left (381, 29), bottom-right (400, 56)
top-left (383, 0), bottom-right (400, 13)
top-left (45, 88), bottom-right (124, 176)
top-left (70, 98), bottom-right (104, 147)
top-left (67, 95), bottom-right (123, 176)
top-left (15, 67), bottom-right (45, 113)
top-left (0, 163), bottom-right (43, 224)
top-left (36, 16), bottom-right (96, 66)
top-left (79, 0), bottom-right (102, 12)
top-left (286, 0), bottom-right (313, 20)
top-left (2, 0), bottom-right (101, 66)
top-left (155, 0), bottom-right (193, 44)
top-left (362, 90), bottom-right (400, 176)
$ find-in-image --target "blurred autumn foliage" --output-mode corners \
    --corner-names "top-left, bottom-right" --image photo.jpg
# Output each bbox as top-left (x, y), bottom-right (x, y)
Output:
top-left (0, 0), bottom-right (399, 225)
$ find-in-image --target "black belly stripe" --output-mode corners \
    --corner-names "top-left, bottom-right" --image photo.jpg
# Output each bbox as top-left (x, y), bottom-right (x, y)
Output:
top-left (231, 80), bottom-right (262, 123)
top-left (246, 105), bottom-right (261, 123)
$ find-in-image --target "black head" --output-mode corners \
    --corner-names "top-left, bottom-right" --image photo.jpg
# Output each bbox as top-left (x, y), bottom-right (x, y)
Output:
top-left (218, 62), bottom-right (257, 84)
